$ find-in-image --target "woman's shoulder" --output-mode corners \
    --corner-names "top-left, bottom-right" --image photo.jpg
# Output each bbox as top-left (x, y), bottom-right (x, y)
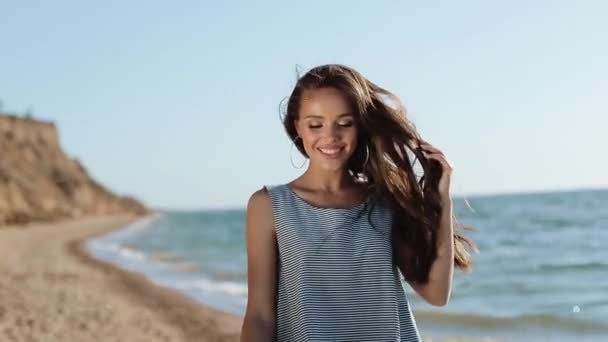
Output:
top-left (247, 184), bottom-right (289, 210)
top-left (247, 187), bottom-right (271, 212)
top-left (246, 187), bottom-right (275, 232)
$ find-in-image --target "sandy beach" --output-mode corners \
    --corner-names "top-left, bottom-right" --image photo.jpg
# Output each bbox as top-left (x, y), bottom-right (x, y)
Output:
top-left (0, 215), bottom-right (242, 342)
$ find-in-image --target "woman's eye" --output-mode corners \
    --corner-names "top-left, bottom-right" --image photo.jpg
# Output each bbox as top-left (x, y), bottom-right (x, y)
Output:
top-left (308, 122), bottom-right (352, 129)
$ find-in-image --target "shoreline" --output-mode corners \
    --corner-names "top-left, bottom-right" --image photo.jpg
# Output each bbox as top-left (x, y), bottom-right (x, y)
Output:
top-left (69, 214), bottom-right (244, 340)
top-left (0, 214), bottom-right (243, 342)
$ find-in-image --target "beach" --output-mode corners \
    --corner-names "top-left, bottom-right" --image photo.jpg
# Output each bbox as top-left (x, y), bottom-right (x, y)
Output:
top-left (0, 215), bottom-right (242, 342)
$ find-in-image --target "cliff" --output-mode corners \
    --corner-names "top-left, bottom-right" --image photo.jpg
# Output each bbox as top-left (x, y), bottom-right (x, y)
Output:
top-left (0, 114), bottom-right (147, 225)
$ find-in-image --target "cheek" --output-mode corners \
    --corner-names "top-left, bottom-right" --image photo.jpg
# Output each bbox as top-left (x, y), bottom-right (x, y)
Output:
top-left (299, 130), bottom-right (320, 151)
top-left (301, 128), bottom-right (321, 142)
top-left (344, 129), bottom-right (358, 146)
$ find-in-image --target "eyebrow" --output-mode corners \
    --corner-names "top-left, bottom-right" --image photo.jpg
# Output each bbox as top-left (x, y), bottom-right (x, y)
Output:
top-left (304, 113), bottom-right (354, 119)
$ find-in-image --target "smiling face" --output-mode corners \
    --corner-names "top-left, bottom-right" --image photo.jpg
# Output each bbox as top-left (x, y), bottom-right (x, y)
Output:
top-left (294, 87), bottom-right (358, 171)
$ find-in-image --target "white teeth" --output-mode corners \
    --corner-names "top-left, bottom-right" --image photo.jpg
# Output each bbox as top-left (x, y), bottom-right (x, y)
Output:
top-left (319, 147), bottom-right (341, 155)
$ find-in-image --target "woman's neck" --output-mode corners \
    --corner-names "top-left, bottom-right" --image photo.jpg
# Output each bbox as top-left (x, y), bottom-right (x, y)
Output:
top-left (298, 165), bottom-right (356, 193)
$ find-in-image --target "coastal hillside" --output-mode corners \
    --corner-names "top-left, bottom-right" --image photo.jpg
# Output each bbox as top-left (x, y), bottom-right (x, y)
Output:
top-left (0, 113), bottom-right (146, 225)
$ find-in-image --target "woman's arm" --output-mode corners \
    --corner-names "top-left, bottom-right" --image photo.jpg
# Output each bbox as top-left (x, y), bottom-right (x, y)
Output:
top-left (409, 200), bottom-right (455, 306)
top-left (240, 188), bottom-right (278, 342)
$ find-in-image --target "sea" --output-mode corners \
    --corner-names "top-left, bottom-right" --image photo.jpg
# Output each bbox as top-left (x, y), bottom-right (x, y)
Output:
top-left (86, 188), bottom-right (608, 342)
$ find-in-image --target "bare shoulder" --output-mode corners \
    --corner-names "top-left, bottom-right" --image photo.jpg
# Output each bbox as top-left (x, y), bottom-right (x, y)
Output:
top-left (246, 187), bottom-right (274, 233)
top-left (248, 186), bottom-right (271, 210)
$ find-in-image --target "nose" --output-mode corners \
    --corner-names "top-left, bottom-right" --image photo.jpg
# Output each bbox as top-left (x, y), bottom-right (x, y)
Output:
top-left (322, 125), bottom-right (341, 142)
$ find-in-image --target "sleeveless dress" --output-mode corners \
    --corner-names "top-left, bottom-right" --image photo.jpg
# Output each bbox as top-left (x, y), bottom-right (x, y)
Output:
top-left (264, 184), bottom-right (422, 342)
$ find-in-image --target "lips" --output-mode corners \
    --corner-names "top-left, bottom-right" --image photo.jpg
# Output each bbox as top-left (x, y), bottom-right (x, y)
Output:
top-left (317, 146), bottom-right (344, 157)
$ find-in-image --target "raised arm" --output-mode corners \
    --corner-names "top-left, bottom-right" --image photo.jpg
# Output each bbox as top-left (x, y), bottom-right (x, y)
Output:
top-left (240, 187), bottom-right (278, 342)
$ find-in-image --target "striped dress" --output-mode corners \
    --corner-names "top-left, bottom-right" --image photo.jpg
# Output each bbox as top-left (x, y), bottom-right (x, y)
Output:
top-left (264, 184), bottom-right (422, 342)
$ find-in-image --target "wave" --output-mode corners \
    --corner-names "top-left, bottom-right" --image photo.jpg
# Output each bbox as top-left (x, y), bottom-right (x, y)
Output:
top-left (149, 252), bottom-right (185, 263)
top-left (539, 261), bottom-right (608, 271)
top-left (115, 244), bottom-right (147, 261)
top-left (414, 310), bottom-right (608, 333)
top-left (188, 278), bottom-right (248, 297)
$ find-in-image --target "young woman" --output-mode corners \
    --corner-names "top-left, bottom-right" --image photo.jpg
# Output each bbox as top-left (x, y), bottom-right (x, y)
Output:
top-left (241, 64), bottom-right (476, 341)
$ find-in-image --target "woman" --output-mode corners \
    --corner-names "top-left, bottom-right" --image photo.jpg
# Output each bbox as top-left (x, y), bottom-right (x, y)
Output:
top-left (241, 64), bottom-right (476, 341)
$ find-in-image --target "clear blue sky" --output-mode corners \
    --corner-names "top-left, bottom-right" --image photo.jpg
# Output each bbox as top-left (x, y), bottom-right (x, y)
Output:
top-left (1, 1), bottom-right (606, 209)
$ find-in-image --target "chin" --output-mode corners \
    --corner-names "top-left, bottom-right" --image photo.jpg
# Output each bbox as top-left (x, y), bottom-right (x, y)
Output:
top-left (316, 155), bottom-right (352, 171)
top-left (318, 161), bottom-right (348, 171)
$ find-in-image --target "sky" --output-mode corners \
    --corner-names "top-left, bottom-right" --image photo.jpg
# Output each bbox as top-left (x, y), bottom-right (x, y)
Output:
top-left (1, 0), bottom-right (606, 210)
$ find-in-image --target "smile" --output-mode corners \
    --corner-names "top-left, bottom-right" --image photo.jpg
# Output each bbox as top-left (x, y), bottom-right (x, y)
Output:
top-left (317, 147), bottom-right (344, 157)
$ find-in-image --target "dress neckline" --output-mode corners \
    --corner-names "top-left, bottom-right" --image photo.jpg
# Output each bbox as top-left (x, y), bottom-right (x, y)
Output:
top-left (285, 184), bottom-right (369, 211)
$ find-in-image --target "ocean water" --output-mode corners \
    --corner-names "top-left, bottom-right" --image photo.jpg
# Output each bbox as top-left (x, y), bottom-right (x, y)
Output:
top-left (87, 188), bottom-right (608, 341)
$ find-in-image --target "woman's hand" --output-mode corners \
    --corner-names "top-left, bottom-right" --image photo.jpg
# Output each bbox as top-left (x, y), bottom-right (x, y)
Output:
top-left (419, 140), bottom-right (453, 204)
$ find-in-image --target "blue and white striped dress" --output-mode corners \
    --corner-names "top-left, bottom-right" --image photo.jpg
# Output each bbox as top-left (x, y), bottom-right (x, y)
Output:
top-left (264, 183), bottom-right (422, 341)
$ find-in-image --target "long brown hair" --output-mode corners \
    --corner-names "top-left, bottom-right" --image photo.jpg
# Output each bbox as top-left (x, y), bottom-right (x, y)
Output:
top-left (281, 64), bottom-right (478, 284)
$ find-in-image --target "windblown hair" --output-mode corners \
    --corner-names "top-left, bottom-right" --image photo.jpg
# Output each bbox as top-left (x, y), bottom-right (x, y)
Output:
top-left (281, 64), bottom-right (478, 284)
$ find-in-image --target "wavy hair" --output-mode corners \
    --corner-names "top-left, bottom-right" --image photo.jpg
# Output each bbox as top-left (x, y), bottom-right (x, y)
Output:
top-left (281, 64), bottom-right (478, 284)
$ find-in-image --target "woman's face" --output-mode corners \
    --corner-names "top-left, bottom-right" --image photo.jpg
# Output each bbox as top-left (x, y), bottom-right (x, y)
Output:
top-left (294, 87), bottom-right (358, 171)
